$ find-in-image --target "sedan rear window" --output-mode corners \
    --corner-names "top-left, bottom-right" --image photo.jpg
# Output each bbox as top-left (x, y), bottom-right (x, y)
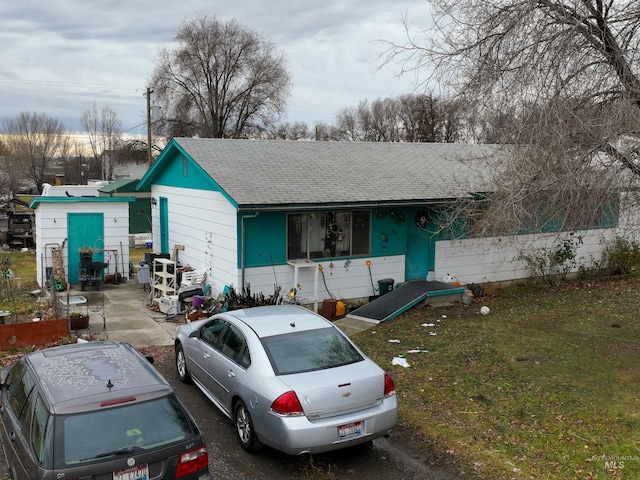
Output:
top-left (55, 395), bottom-right (198, 468)
top-left (261, 327), bottom-right (364, 375)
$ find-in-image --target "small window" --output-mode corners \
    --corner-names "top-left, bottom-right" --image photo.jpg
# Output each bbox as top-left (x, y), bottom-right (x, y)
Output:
top-left (31, 395), bottom-right (49, 463)
top-left (201, 319), bottom-right (226, 347)
top-left (7, 364), bottom-right (35, 425)
top-left (219, 325), bottom-right (248, 366)
top-left (287, 210), bottom-right (370, 260)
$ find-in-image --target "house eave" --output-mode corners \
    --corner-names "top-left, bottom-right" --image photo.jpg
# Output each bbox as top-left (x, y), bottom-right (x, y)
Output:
top-left (236, 197), bottom-right (469, 212)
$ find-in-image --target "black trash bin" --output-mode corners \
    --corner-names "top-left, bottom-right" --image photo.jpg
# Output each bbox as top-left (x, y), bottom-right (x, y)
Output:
top-left (378, 278), bottom-right (394, 295)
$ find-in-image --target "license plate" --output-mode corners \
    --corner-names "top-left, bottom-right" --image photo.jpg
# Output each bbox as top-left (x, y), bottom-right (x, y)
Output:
top-left (339, 421), bottom-right (362, 438)
top-left (113, 464), bottom-right (149, 480)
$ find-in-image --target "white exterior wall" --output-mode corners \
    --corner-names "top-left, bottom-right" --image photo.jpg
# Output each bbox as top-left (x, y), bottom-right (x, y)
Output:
top-left (153, 183), bottom-right (407, 304)
top-left (435, 196), bottom-right (640, 285)
top-left (243, 255), bottom-right (405, 306)
top-left (150, 185), bottom-right (238, 298)
top-left (434, 227), bottom-right (640, 285)
top-left (34, 201), bottom-right (131, 287)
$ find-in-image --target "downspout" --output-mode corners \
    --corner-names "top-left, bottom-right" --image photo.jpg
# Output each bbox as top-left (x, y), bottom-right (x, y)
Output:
top-left (241, 211), bottom-right (260, 289)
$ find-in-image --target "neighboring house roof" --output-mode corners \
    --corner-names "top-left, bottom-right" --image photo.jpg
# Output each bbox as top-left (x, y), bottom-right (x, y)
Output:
top-left (140, 138), bottom-right (507, 209)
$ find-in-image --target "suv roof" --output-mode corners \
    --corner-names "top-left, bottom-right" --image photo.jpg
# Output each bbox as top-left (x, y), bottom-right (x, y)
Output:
top-left (25, 341), bottom-right (172, 414)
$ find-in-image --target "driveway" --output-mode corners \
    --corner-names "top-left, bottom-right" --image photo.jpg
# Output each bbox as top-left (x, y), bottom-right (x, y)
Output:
top-left (150, 346), bottom-right (458, 480)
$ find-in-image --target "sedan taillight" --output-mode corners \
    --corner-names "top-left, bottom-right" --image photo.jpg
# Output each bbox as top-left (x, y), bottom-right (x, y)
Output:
top-left (176, 446), bottom-right (208, 478)
top-left (383, 373), bottom-right (396, 398)
top-left (270, 391), bottom-right (304, 416)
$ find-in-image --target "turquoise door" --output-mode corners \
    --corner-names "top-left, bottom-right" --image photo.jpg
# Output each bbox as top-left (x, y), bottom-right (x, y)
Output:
top-left (159, 197), bottom-right (169, 254)
top-left (404, 210), bottom-right (435, 280)
top-left (67, 213), bottom-right (105, 284)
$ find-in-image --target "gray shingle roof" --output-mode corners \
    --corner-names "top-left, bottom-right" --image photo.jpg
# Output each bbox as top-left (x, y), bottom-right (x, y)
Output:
top-left (173, 138), bottom-right (503, 207)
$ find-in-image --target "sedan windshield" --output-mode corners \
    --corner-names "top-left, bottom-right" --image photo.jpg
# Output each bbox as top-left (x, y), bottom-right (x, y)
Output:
top-left (261, 327), bottom-right (364, 375)
top-left (55, 395), bottom-right (197, 468)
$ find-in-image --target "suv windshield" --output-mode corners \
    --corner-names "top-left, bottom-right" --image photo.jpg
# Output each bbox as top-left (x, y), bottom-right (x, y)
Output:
top-left (261, 327), bottom-right (364, 375)
top-left (54, 395), bottom-right (197, 468)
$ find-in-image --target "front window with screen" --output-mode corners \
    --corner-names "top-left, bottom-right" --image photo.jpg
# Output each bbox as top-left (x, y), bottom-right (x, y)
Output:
top-left (287, 210), bottom-right (370, 260)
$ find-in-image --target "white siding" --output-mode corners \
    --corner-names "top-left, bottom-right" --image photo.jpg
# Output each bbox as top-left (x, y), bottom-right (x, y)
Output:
top-left (434, 198), bottom-right (640, 285)
top-left (243, 255), bottom-right (405, 306)
top-left (34, 202), bottom-right (131, 287)
top-left (434, 229), bottom-right (621, 285)
top-left (150, 185), bottom-right (238, 297)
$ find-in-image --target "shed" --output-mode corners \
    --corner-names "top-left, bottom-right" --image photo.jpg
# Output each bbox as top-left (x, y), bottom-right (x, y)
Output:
top-left (31, 185), bottom-right (134, 288)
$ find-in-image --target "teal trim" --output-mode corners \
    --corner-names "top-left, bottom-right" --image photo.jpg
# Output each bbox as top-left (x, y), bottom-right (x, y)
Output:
top-left (428, 286), bottom-right (465, 297)
top-left (30, 197), bottom-right (134, 208)
top-left (137, 139), bottom-right (239, 209)
top-left (241, 212), bottom-right (286, 268)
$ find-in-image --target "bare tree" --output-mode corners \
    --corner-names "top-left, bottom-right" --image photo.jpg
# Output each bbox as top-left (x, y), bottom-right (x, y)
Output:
top-left (151, 16), bottom-right (291, 139)
top-left (334, 94), bottom-right (463, 142)
top-left (381, 1), bottom-right (640, 234)
top-left (0, 139), bottom-right (21, 198)
top-left (80, 102), bottom-right (123, 181)
top-left (312, 122), bottom-right (341, 141)
top-left (1, 112), bottom-right (70, 194)
top-left (335, 99), bottom-right (400, 141)
top-left (397, 93), bottom-right (463, 142)
top-left (263, 121), bottom-right (311, 140)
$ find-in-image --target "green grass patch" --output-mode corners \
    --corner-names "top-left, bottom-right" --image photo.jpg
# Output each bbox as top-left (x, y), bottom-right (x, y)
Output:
top-left (353, 278), bottom-right (640, 479)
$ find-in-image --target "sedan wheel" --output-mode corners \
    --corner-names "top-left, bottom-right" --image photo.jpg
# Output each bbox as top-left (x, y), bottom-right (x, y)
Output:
top-left (175, 344), bottom-right (191, 383)
top-left (234, 400), bottom-right (262, 452)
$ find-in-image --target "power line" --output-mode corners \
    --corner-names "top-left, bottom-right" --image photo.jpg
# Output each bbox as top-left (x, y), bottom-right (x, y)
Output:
top-left (0, 78), bottom-right (141, 92)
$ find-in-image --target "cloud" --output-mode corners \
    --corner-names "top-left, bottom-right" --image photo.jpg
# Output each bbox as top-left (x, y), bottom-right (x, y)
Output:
top-left (0, 0), bottom-right (427, 133)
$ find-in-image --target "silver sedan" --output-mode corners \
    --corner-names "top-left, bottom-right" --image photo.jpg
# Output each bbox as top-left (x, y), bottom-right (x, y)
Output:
top-left (174, 304), bottom-right (398, 455)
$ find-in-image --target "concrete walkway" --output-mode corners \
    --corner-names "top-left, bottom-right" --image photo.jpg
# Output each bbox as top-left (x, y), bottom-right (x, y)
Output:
top-left (75, 282), bottom-right (178, 347)
top-left (79, 282), bottom-right (375, 348)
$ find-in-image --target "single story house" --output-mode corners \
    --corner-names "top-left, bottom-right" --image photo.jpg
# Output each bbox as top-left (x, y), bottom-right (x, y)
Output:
top-left (137, 138), bottom-right (638, 309)
top-left (129, 140), bottom-right (491, 304)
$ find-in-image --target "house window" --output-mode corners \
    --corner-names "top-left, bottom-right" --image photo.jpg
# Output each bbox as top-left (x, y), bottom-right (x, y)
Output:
top-left (287, 210), bottom-right (370, 260)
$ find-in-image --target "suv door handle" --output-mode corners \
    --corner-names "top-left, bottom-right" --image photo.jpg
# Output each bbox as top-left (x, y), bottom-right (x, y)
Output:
top-left (228, 370), bottom-right (235, 378)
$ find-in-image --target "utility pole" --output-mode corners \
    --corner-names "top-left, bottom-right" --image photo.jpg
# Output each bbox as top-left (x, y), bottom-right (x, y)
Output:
top-left (146, 87), bottom-right (153, 166)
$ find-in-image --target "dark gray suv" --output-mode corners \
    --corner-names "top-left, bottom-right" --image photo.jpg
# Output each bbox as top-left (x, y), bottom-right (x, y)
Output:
top-left (0, 341), bottom-right (211, 480)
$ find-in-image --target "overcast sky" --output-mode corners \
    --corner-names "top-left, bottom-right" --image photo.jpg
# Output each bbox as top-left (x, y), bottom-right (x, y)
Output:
top-left (0, 1), bottom-right (431, 137)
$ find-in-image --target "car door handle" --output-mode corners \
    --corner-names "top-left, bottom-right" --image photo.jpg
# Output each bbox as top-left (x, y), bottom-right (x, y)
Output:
top-left (228, 370), bottom-right (235, 378)
top-left (203, 353), bottom-right (210, 359)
